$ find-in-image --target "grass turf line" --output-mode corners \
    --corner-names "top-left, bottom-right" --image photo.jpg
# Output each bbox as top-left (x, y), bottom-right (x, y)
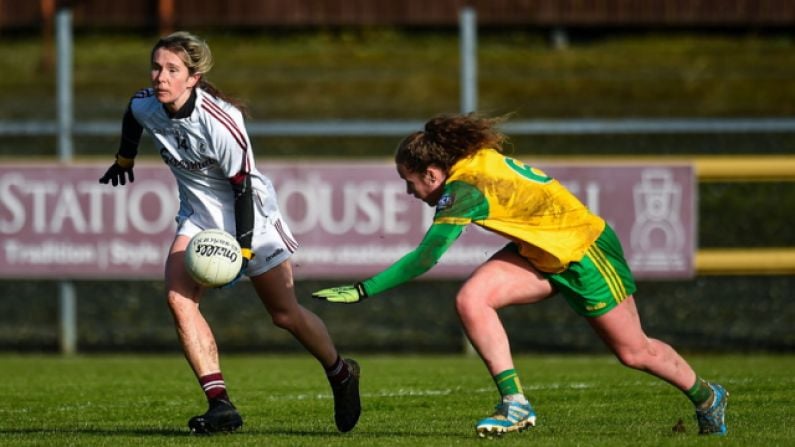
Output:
top-left (0, 353), bottom-right (792, 446)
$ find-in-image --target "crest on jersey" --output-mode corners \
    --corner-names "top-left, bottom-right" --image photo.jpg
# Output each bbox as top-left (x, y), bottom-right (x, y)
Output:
top-left (436, 193), bottom-right (455, 211)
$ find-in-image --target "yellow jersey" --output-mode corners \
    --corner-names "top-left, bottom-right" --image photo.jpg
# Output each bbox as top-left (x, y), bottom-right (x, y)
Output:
top-left (434, 148), bottom-right (605, 273)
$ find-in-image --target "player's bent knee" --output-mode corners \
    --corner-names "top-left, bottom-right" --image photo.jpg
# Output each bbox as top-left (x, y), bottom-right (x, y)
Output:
top-left (166, 291), bottom-right (191, 310)
top-left (269, 310), bottom-right (298, 331)
top-left (455, 292), bottom-right (489, 321)
top-left (454, 293), bottom-right (474, 316)
top-left (613, 348), bottom-right (649, 370)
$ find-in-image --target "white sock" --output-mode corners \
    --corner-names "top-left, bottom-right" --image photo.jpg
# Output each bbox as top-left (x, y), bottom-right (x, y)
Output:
top-left (503, 393), bottom-right (528, 404)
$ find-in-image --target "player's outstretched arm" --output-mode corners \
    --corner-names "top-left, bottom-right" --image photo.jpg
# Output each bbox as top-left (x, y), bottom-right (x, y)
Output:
top-left (312, 223), bottom-right (464, 303)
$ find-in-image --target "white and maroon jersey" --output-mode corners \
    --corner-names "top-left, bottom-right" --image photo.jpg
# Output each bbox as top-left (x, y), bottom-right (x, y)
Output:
top-left (128, 87), bottom-right (279, 237)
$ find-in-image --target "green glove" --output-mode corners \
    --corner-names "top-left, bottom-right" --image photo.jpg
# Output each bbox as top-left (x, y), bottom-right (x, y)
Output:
top-left (312, 282), bottom-right (368, 303)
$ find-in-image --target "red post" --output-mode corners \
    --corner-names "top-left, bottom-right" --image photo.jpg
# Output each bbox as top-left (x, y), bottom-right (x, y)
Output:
top-left (158, 0), bottom-right (175, 36)
top-left (40, 0), bottom-right (56, 73)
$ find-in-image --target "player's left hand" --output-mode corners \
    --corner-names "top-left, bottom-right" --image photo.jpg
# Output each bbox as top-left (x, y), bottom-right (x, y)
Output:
top-left (312, 283), bottom-right (368, 303)
top-left (99, 154), bottom-right (135, 186)
top-left (220, 250), bottom-right (253, 289)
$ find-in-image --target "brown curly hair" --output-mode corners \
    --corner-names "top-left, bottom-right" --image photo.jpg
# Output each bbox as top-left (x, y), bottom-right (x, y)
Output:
top-left (395, 113), bottom-right (508, 173)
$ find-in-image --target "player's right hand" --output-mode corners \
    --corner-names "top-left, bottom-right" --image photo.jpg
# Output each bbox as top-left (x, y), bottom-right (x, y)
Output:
top-left (312, 283), bottom-right (368, 303)
top-left (99, 154), bottom-right (135, 186)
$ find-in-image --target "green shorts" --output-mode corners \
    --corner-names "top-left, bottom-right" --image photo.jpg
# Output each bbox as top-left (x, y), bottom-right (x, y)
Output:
top-left (542, 224), bottom-right (637, 318)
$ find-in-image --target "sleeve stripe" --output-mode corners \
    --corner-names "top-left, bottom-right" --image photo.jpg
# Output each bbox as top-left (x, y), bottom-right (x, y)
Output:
top-left (201, 99), bottom-right (249, 154)
top-left (434, 216), bottom-right (471, 225)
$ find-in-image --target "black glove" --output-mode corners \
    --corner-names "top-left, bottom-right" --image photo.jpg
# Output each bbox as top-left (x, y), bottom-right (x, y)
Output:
top-left (99, 154), bottom-right (135, 186)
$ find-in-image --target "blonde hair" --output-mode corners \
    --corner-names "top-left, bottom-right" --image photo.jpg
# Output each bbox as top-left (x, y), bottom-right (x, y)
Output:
top-left (152, 31), bottom-right (214, 75)
top-left (395, 113), bottom-right (508, 173)
top-left (152, 31), bottom-right (248, 115)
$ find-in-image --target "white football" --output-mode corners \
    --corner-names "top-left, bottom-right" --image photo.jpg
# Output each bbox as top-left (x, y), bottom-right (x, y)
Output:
top-left (185, 229), bottom-right (243, 287)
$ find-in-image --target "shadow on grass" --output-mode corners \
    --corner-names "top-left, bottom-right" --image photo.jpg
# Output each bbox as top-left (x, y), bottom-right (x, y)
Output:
top-left (0, 426), bottom-right (464, 439)
top-left (0, 428), bottom-right (186, 437)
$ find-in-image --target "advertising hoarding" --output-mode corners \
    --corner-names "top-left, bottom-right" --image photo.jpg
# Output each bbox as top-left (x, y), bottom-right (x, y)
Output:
top-left (0, 161), bottom-right (694, 280)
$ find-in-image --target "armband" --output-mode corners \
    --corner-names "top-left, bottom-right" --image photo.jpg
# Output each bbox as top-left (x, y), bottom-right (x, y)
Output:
top-left (115, 154), bottom-right (135, 169)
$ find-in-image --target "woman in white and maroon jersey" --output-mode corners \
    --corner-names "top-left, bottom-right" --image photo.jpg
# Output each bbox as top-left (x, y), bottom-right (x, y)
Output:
top-left (99, 31), bottom-right (360, 435)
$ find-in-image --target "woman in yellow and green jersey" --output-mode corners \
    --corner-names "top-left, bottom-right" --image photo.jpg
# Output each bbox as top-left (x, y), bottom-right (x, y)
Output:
top-left (313, 113), bottom-right (728, 438)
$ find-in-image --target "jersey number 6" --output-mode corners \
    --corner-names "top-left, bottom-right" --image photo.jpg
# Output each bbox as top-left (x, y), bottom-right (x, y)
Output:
top-left (504, 158), bottom-right (552, 184)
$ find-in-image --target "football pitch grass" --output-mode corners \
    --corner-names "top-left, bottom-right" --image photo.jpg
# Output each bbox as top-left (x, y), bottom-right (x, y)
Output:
top-left (1, 353), bottom-right (792, 446)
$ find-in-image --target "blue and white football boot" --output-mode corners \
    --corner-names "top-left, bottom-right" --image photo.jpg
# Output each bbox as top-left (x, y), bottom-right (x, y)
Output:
top-left (475, 399), bottom-right (536, 437)
top-left (696, 383), bottom-right (729, 435)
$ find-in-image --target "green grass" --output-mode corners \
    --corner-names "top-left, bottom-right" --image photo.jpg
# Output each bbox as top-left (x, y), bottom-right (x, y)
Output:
top-left (1, 354), bottom-right (792, 446)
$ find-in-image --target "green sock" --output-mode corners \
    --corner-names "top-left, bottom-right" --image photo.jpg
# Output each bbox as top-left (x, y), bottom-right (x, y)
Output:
top-left (686, 377), bottom-right (713, 408)
top-left (494, 369), bottom-right (523, 398)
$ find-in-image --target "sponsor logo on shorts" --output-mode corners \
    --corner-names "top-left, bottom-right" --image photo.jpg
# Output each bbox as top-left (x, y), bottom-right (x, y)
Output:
top-left (264, 248), bottom-right (285, 263)
top-left (585, 302), bottom-right (607, 312)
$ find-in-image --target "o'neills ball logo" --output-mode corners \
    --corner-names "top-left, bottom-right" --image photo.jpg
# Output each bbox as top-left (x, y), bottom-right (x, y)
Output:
top-left (193, 241), bottom-right (239, 263)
